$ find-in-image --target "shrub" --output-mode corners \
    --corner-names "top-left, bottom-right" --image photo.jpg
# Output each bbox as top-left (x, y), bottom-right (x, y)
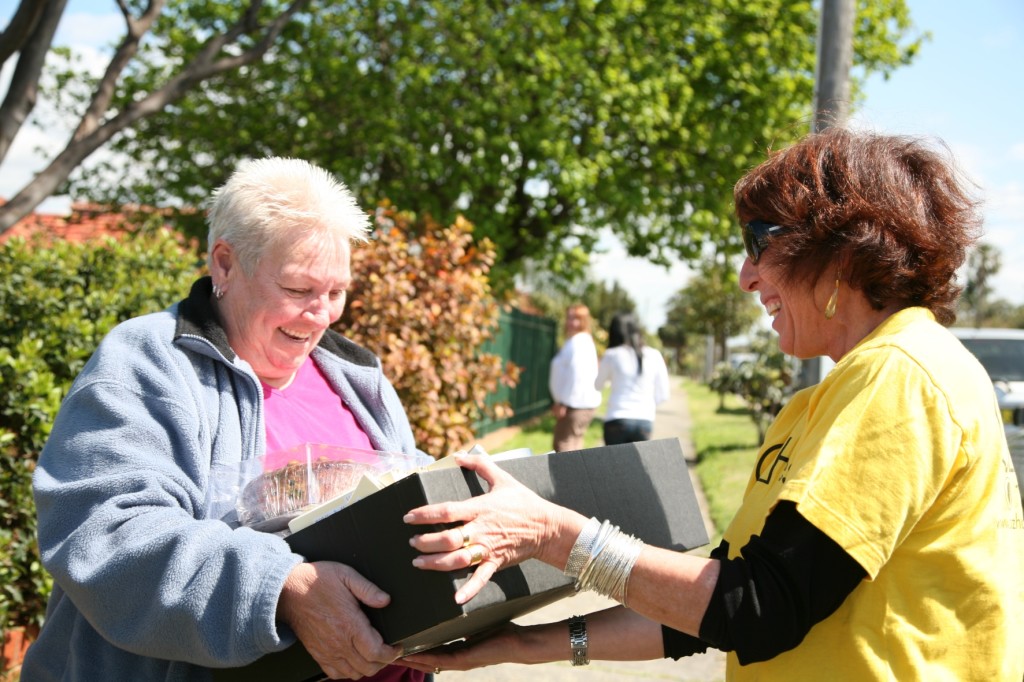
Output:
top-left (0, 228), bottom-right (200, 632)
top-left (340, 204), bottom-right (519, 458)
top-left (707, 330), bottom-right (794, 444)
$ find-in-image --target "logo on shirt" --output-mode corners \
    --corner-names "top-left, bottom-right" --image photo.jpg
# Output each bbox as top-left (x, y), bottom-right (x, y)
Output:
top-left (756, 437), bottom-right (793, 485)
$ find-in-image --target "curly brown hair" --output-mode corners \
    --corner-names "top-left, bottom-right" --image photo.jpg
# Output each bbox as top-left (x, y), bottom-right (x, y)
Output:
top-left (733, 127), bottom-right (982, 325)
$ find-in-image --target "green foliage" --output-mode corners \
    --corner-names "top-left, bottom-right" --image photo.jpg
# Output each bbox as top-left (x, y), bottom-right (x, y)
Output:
top-left (0, 228), bottom-right (200, 632)
top-left (581, 281), bottom-right (639, 340)
top-left (53, 0), bottom-right (923, 287)
top-left (657, 317), bottom-right (689, 374)
top-left (339, 205), bottom-right (519, 458)
top-left (971, 300), bottom-right (1024, 330)
top-left (708, 331), bottom-right (794, 444)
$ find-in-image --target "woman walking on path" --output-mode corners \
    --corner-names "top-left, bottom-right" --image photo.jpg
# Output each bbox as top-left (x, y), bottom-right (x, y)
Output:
top-left (596, 311), bottom-right (671, 445)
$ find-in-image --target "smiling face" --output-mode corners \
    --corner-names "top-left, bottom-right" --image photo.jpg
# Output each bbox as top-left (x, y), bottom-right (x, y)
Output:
top-left (739, 254), bottom-right (834, 360)
top-left (211, 233), bottom-right (352, 388)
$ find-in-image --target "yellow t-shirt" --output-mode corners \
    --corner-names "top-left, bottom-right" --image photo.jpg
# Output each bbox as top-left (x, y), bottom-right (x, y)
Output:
top-left (722, 307), bottom-right (1024, 681)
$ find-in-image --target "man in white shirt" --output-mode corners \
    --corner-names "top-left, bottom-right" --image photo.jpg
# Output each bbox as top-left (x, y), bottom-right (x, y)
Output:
top-left (548, 303), bottom-right (602, 452)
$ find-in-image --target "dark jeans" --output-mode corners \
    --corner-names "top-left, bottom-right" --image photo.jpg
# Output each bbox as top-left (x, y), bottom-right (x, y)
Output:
top-left (602, 418), bottom-right (653, 445)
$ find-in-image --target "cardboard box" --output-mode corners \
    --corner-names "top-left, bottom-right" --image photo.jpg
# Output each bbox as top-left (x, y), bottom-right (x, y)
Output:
top-left (213, 438), bottom-right (708, 682)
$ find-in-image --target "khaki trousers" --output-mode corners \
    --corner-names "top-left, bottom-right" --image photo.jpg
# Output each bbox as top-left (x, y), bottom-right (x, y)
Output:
top-left (553, 407), bottom-right (596, 453)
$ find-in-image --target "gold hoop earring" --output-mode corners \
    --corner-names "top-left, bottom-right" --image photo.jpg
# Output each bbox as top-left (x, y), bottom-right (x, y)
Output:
top-left (825, 278), bottom-right (839, 320)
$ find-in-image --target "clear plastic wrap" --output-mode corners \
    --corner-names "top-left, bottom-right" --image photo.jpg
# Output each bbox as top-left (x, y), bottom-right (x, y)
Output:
top-left (206, 443), bottom-right (432, 533)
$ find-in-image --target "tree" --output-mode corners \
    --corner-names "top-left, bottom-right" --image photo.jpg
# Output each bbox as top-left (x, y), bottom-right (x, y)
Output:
top-left (657, 317), bottom-right (688, 375)
top-left (30, 0), bottom-right (922, 283)
top-left (0, 0), bottom-right (313, 233)
top-left (961, 242), bottom-right (1002, 327)
top-left (581, 281), bottom-right (637, 338)
top-left (663, 255), bottom-right (761, 367)
top-left (978, 299), bottom-right (1024, 330)
top-left (514, 269), bottom-right (637, 344)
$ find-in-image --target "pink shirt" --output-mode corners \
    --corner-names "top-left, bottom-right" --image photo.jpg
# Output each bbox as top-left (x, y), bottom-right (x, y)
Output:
top-left (262, 356), bottom-right (374, 459)
top-left (263, 357), bottom-right (423, 682)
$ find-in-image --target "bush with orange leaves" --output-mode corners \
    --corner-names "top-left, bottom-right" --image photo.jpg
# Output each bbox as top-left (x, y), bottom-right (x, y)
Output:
top-left (338, 204), bottom-right (520, 458)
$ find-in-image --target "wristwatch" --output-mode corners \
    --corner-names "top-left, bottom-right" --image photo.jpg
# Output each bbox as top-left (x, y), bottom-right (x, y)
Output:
top-left (568, 615), bottom-right (589, 666)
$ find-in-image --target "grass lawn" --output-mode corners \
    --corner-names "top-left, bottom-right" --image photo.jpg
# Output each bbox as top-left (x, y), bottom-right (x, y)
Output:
top-left (682, 378), bottom-right (761, 545)
top-left (489, 411), bottom-right (604, 455)
top-left (492, 387), bottom-right (610, 455)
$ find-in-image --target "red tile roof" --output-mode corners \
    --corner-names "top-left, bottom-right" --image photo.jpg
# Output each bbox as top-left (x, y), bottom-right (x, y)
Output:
top-left (0, 201), bottom-right (187, 244)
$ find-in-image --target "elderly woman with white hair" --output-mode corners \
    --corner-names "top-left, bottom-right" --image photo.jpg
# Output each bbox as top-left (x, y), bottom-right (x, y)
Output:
top-left (25, 158), bottom-right (424, 681)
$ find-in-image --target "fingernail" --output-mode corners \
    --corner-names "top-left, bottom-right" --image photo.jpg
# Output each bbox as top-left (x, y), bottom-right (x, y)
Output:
top-left (408, 535), bottom-right (419, 546)
top-left (412, 557), bottom-right (424, 568)
top-left (403, 513), bottom-right (414, 522)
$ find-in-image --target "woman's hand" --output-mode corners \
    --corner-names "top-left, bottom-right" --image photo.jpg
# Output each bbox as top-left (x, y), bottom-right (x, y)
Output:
top-left (277, 561), bottom-right (401, 680)
top-left (403, 454), bottom-right (587, 604)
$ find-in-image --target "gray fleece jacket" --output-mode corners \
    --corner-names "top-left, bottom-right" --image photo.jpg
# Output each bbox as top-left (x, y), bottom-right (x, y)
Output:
top-left (23, 277), bottom-right (419, 681)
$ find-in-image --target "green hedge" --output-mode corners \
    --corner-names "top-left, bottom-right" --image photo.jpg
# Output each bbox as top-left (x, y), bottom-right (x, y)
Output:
top-left (0, 228), bottom-right (200, 631)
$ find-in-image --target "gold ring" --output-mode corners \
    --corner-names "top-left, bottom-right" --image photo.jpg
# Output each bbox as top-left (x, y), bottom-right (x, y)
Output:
top-left (458, 526), bottom-right (471, 548)
top-left (467, 544), bottom-right (485, 566)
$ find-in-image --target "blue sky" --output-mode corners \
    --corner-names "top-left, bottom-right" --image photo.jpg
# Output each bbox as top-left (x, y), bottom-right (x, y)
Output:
top-left (853, 1), bottom-right (1024, 308)
top-left (3, 1), bottom-right (1022, 328)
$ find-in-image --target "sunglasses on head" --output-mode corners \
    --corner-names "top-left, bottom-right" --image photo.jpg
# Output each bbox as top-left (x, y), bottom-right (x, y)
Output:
top-left (742, 220), bottom-right (790, 264)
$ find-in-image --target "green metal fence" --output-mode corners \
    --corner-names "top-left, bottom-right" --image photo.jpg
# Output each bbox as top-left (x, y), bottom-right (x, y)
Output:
top-left (474, 307), bottom-right (557, 436)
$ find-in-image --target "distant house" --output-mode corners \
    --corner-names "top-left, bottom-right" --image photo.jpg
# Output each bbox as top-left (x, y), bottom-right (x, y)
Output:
top-left (0, 201), bottom-right (150, 244)
top-left (0, 201), bottom-right (200, 252)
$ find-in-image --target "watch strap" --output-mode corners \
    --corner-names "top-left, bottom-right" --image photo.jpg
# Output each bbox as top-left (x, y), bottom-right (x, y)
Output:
top-left (568, 615), bottom-right (589, 666)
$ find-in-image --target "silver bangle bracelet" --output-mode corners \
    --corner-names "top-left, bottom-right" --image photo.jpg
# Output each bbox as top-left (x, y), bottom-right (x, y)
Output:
top-left (576, 523), bottom-right (644, 604)
top-left (564, 518), bottom-right (601, 582)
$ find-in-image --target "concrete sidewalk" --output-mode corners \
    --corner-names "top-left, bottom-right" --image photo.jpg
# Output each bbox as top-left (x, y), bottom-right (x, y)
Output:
top-left (441, 378), bottom-right (727, 681)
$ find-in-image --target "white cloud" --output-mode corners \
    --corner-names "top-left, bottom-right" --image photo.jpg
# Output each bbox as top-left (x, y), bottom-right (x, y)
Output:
top-left (55, 11), bottom-right (123, 51)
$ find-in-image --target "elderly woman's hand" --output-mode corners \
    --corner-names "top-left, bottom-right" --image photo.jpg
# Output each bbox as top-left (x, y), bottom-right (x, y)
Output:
top-left (277, 562), bottom-right (401, 680)
top-left (403, 454), bottom-right (588, 604)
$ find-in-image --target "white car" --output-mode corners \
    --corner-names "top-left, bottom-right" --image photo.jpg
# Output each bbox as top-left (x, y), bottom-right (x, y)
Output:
top-left (950, 327), bottom-right (1024, 502)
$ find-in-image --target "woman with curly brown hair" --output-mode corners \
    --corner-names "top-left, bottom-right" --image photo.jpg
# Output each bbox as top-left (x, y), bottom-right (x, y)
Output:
top-left (401, 128), bottom-right (1024, 681)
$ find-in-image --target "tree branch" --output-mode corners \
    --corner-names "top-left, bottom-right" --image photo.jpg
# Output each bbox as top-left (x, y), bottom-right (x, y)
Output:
top-left (0, 0), bottom-right (67, 164)
top-left (0, 0), bottom-right (47, 67)
top-left (73, 0), bottom-right (165, 142)
top-left (0, 0), bottom-right (311, 235)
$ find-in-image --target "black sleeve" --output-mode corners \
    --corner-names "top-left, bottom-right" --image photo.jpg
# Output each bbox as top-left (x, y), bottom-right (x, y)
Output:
top-left (661, 501), bottom-right (866, 663)
top-left (660, 624), bottom-right (710, 660)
